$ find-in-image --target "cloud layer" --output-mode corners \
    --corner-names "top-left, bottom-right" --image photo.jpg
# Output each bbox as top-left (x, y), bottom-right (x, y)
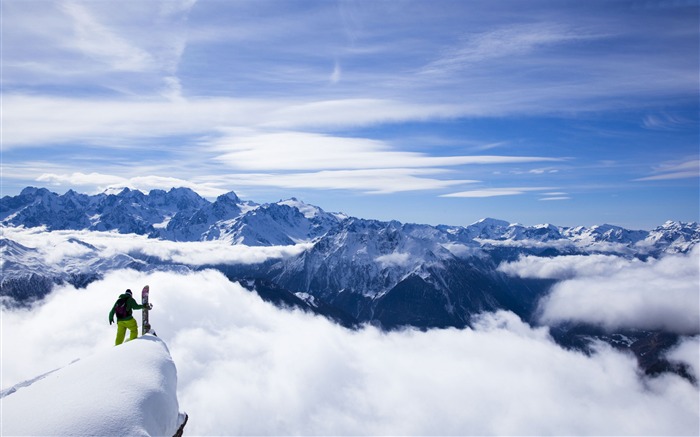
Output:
top-left (2, 226), bottom-right (311, 268)
top-left (499, 248), bottom-right (700, 334)
top-left (2, 269), bottom-right (698, 435)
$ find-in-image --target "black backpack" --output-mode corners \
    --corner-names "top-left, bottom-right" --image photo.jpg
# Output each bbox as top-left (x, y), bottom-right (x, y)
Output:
top-left (114, 296), bottom-right (132, 319)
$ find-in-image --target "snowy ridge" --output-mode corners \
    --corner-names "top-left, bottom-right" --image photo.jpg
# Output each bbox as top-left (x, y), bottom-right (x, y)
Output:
top-left (2, 335), bottom-right (186, 436)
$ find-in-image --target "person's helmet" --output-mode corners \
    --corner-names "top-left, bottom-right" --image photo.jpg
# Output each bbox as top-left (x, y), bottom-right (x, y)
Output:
top-left (125, 289), bottom-right (132, 296)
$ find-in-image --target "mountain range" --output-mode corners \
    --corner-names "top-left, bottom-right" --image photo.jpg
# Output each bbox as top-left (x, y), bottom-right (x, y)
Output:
top-left (2, 186), bottom-right (699, 380)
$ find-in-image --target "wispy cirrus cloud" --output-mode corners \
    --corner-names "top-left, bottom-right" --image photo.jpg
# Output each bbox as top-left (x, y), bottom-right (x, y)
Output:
top-left (539, 190), bottom-right (571, 201)
top-left (212, 168), bottom-right (475, 195)
top-left (3, 0), bottom-right (195, 98)
top-left (539, 196), bottom-right (571, 201)
top-left (59, 1), bottom-right (156, 73)
top-left (1, 95), bottom-right (455, 149)
top-left (441, 187), bottom-right (555, 198)
top-left (635, 159), bottom-right (700, 181)
top-left (642, 113), bottom-right (693, 131)
top-left (421, 23), bottom-right (595, 76)
top-left (1, 95), bottom-right (256, 148)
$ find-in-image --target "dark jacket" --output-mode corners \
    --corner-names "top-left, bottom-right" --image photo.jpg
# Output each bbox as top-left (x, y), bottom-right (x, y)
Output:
top-left (109, 293), bottom-right (145, 323)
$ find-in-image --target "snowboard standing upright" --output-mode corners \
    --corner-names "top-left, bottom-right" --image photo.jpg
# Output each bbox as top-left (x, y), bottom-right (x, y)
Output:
top-left (141, 285), bottom-right (151, 335)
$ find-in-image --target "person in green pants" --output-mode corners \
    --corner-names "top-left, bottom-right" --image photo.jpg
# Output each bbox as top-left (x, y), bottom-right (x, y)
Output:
top-left (108, 289), bottom-right (152, 346)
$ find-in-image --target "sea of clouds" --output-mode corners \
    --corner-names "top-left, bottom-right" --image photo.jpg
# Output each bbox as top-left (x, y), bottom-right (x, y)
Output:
top-left (499, 247), bottom-right (700, 335)
top-left (1, 226), bottom-right (312, 267)
top-left (2, 264), bottom-right (699, 435)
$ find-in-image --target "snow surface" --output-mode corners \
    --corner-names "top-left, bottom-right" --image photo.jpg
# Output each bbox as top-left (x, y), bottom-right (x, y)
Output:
top-left (1, 334), bottom-right (186, 436)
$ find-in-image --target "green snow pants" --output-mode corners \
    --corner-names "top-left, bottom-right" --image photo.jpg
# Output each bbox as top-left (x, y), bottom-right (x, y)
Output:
top-left (115, 318), bottom-right (139, 345)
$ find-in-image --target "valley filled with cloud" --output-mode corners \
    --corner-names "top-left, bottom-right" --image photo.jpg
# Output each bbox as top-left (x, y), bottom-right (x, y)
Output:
top-left (499, 248), bottom-right (700, 334)
top-left (3, 263), bottom-right (698, 435)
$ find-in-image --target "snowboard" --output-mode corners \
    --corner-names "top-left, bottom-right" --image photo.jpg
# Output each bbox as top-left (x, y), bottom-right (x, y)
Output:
top-left (141, 285), bottom-right (151, 335)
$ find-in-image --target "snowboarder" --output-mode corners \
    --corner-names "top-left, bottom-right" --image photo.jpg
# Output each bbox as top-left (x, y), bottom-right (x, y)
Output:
top-left (109, 289), bottom-right (152, 346)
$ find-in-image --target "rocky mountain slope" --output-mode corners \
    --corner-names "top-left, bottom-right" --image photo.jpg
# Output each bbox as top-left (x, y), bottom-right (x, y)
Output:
top-left (3, 187), bottom-right (698, 314)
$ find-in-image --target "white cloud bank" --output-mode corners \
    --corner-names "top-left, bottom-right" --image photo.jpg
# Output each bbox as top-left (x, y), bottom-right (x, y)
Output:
top-left (499, 248), bottom-right (700, 334)
top-left (36, 172), bottom-right (229, 198)
top-left (211, 131), bottom-right (559, 171)
top-left (375, 252), bottom-right (413, 268)
top-left (2, 269), bottom-right (698, 436)
top-left (2, 226), bottom-right (311, 268)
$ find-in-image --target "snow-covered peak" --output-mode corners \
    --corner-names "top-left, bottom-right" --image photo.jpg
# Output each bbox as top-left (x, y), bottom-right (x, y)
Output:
top-left (654, 220), bottom-right (698, 233)
top-left (466, 218), bottom-right (512, 239)
top-left (1, 335), bottom-right (187, 436)
top-left (223, 201), bottom-right (338, 246)
top-left (534, 223), bottom-right (557, 230)
top-left (471, 217), bottom-right (511, 228)
top-left (563, 223), bottom-right (647, 245)
top-left (644, 220), bottom-right (700, 253)
top-left (278, 197), bottom-right (323, 219)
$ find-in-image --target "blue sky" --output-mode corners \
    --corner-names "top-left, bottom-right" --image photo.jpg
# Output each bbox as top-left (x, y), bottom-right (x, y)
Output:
top-left (1, 0), bottom-right (698, 229)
